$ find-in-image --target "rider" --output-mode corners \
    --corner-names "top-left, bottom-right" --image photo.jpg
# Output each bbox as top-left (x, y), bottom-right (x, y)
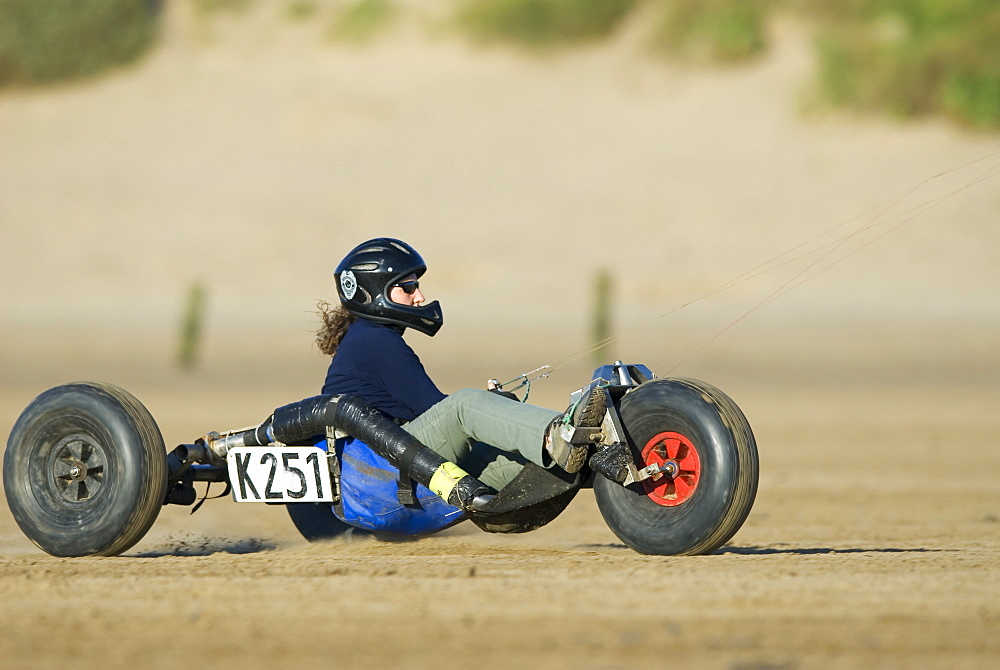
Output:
top-left (317, 237), bottom-right (606, 492)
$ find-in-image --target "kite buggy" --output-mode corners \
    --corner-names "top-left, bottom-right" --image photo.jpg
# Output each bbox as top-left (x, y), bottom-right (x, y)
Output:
top-left (4, 362), bottom-right (758, 557)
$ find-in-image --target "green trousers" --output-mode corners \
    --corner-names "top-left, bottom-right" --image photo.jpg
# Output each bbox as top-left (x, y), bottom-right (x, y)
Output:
top-left (401, 388), bottom-right (561, 491)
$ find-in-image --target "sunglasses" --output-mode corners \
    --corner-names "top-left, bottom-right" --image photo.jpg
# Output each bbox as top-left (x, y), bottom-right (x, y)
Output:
top-left (394, 280), bottom-right (420, 295)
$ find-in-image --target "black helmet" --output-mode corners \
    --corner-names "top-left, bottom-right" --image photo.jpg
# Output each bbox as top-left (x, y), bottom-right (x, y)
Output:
top-left (334, 238), bottom-right (443, 336)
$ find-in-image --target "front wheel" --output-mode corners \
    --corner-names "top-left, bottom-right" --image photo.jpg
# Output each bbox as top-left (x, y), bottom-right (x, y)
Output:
top-left (593, 378), bottom-right (758, 555)
top-left (3, 382), bottom-right (167, 557)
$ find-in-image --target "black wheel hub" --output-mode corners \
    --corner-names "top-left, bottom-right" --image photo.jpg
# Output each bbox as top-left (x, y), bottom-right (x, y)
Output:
top-left (49, 435), bottom-right (107, 504)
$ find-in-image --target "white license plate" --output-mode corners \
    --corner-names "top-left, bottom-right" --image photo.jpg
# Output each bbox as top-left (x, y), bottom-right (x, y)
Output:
top-left (227, 446), bottom-right (334, 503)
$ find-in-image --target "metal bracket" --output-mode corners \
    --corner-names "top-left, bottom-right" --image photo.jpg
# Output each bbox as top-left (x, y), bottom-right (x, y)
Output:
top-left (591, 377), bottom-right (677, 487)
top-left (326, 424), bottom-right (350, 441)
top-left (325, 445), bottom-right (342, 506)
top-left (622, 459), bottom-right (677, 486)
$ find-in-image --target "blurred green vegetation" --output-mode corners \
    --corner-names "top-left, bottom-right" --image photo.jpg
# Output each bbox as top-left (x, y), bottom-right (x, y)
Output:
top-left (329, 0), bottom-right (396, 44)
top-left (191, 0), bottom-right (254, 13)
top-left (286, 0), bottom-right (318, 22)
top-left (808, 0), bottom-right (1000, 129)
top-left (451, 0), bottom-right (998, 128)
top-left (649, 0), bottom-right (771, 63)
top-left (0, 0), bottom-right (994, 129)
top-left (454, 0), bottom-right (635, 47)
top-left (0, 0), bottom-right (160, 87)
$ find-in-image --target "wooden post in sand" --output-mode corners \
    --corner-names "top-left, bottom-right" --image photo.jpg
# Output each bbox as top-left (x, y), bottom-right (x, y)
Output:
top-left (178, 281), bottom-right (206, 371)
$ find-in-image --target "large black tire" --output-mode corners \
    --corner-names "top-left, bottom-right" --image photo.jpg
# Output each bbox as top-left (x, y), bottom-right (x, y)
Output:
top-left (3, 382), bottom-right (168, 557)
top-left (593, 378), bottom-right (758, 556)
top-left (286, 503), bottom-right (368, 541)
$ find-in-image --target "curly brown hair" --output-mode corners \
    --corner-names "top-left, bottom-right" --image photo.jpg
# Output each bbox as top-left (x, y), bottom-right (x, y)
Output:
top-left (315, 301), bottom-right (356, 357)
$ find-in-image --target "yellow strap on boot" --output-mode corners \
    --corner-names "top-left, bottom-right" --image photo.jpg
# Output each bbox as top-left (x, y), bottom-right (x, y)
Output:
top-left (428, 461), bottom-right (470, 501)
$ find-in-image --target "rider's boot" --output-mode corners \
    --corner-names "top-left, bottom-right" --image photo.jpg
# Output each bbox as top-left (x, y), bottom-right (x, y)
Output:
top-left (545, 386), bottom-right (607, 473)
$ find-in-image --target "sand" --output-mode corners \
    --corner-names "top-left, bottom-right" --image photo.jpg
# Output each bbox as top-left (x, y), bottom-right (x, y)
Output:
top-left (1, 4), bottom-right (998, 668)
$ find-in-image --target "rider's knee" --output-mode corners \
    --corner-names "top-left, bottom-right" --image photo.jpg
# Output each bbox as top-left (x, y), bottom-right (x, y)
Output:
top-left (450, 387), bottom-right (488, 405)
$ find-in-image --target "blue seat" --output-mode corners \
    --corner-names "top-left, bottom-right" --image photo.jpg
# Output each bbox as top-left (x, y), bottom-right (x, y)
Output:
top-left (329, 436), bottom-right (467, 535)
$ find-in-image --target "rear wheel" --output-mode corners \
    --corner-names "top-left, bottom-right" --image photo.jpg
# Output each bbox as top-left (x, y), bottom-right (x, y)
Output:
top-left (593, 378), bottom-right (758, 555)
top-left (3, 382), bottom-right (168, 557)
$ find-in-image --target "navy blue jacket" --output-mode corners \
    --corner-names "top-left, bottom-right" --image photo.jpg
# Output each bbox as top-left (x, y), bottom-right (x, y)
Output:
top-left (321, 319), bottom-right (446, 422)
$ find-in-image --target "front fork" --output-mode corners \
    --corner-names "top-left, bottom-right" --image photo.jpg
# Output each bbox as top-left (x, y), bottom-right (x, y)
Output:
top-left (585, 362), bottom-right (673, 487)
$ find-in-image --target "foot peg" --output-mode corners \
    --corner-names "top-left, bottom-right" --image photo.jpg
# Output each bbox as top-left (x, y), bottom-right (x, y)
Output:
top-left (589, 442), bottom-right (632, 484)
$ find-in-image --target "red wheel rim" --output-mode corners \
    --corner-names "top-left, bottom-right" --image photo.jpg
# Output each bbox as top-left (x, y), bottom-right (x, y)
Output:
top-left (641, 431), bottom-right (701, 507)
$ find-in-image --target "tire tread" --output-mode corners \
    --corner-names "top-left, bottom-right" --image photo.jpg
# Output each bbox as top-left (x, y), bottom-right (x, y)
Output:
top-left (671, 378), bottom-right (758, 555)
top-left (82, 382), bottom-right (167, 556)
